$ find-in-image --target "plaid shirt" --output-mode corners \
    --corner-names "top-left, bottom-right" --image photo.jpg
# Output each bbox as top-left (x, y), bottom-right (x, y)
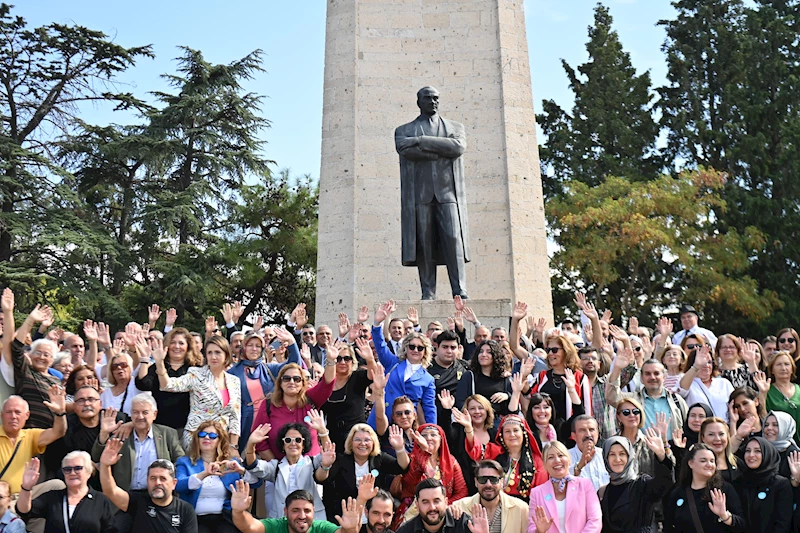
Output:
top-left (592, 365), bottom-right (638, 444)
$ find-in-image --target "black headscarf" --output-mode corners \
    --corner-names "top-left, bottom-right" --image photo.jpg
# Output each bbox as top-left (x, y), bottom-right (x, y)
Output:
top-left (683, 402), bottom-right (713, 448)
top-left (741, 436), bottom-right (780, 487)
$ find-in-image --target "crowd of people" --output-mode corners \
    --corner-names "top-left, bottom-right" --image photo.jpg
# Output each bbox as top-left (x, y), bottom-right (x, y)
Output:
top-left (1, 288), bottom-right (799, 533)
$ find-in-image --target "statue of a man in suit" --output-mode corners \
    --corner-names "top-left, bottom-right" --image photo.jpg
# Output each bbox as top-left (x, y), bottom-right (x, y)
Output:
top-left (395, 87), bottom-right (470, 300)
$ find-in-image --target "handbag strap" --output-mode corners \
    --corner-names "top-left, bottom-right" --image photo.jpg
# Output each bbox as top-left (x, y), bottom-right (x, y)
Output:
top-left (686, 487), bottom-right (706, 533)
top-left (0, 439), bottom-right (23, 481)
top-left (62, 495), bottom-right (72, 533)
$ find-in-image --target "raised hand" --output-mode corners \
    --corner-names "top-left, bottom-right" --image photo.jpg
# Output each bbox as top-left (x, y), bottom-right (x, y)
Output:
top-left (43, 384), bottom-right (66, 415)
top-left (253, 315), bottom-right (264, 333)
top-left (512, 301), bottom-right (528, 321)
top-left (348, 322), bottom-right (361, 342)
top-left (445, 316), bottom-right (455, 331)
top-left (438, 390), bottom-right (455, 410)
top-left (273, 326), bottom-right (296, 345)
top-left (463, 306), bottom-right (477, 325)
top-left (655, 412), bottom-right (671, 440)
top-left (562, 368), bottom-right (577, 391)
top-left (644, 427), bottom-right (666, 460)
top-left (410, 430), bottom-right (430, 453)
top-left (695, 345), bottom-right (712, 366)
top-left (467, 503), bottom-right (489, 533)
top-left (248, 423), bottom-right (271, 446)
top-left (608, 324), bottom-right (628, 341)
top-left (534, 317), bottom-right (547, 337)
top-left (123, 323), bottom-right (138, 347)
top-left (300, 343), bottom-right (312, 364)
top-left (453, 310), bottom-right (464, 330)
top-left (357, 473), bottom-right (378, 502)
top-left (205, 316), bottom-right (219, 334)
top-left (39, 306), bottom-right (54, 329)
top-left (407, 306), bottom-right (419, 325)
top-left (672, 428), bottom-right (686, 449)
top-left (100, 408), bottom-right (123, 438)
top-left (165, 308), bottom-right (177, 328)
top-left (100, 438), bottom-right (124, 467)
top-left (374, 301), bottom-right (392, 324)
top-left (355, 336), bottom-right (374, 362)
top-left (601, 309), bottom-right (613, 324)
top-left (357, 306), bottom-right (370, 324)
top-left (295, 304), bottom-right (308, 328)
top-left (388, 425), bottom-right (405, 451)
top-left (307, 408), bottom-right (328, 434)
top-left (741, 340), bottom-right (759, 367)
top-left (613, 348), bottom-right (633, 371)
top-left (628, 316), bottom-right (639, 335)
top-left (451, 408), bottom-right (473, 431)
top-left (335, 497), bottom-right (364, 533)
top-left (21, 458), bottom-right (40, 490)
top-left (510, 372), bottom-right (525, 393)
top-left (534, 506), bottom-right (555, 533)
top-left (83, 320), bottom-right (98, 342)
top-left (371, 362), bottom-right (387, 391)
top-left (112, 337), bottom-right (126, 357)
top-left (708, 488), bottom-right (728, 520)
top-left (28, 305), bottom-right (51, 325)
top-left (577, 444), bottom-right (596, 469)
top-left (0, 287), bottom-right (14, 313)
top-left (338, 313), bottom-right (351, 338)
top-left (221, 303), bottom-right (234, 325)
top-left (321, 441), bottom-right (336, 468)
top-left (148, 304), bottom-right (162, 325)
top-left (231, 301), bottom-right (244, 323)
top-left (97, 322), bottom-right (112, 348)
top-left (151, 337), bottom-right (166, 364)
top-left (752, 371), bottom-right (771, 395)
top-left (727, 400), bottom-right (740, 427)
top-left (573, 291), bottom-right (587, 311)
top-left (521, 356), bottom-right (536, 378)
top-left (736, 415), bottom-right (758, 439)
top-left (582, 301), bottom-right (599, 321)
top-left (657, 316), bottom-right (673, 336)
top-left (788, 451), bottom-right (800, 484)
top-left (229, 479), bottom-right (252, 512)
top-left (454, 295), bottom-right (465, 312)
top-left (47, 328), bottom-right (64, 343)
top-left (490, 392), bottom-right (509, 404)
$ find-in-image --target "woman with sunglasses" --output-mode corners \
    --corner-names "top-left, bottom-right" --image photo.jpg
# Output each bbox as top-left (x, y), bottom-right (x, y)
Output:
top-left (699, 417), bottom-right (743, 483)
top-left (664, 443), bottom-right (745, 533)
top-left (176, 422), bottom-right (257, 533)
top-left (774, 328), bottom-right (799, 379)
top-left (391, 423), bottom-right (467, 529)
top-left (615, 398), bottom-right (673, 479)
top-left (456, 340), bottom-right (513, 426)
top-left (227, 328), bottom-right (303, 448)
top-left (316, 422), bottom-right (410, 521)
top-left (15, 453), bottom-right (117, 533)
top-left (528, 441), bottom-right (601, 533)
top-left (245, 420), bottom-right (332, 520)
top-left (765, 351), bottom-right (800, 443)
top-left (251, 349), bottom-right (337, 460)
top-left (457, 411), bottom-right (547, 500)
top-left (135, 326), bottom-right (202, 434)
top-left (599, 430), bottom-right (674, 533)
top-left (679, 344), bottom-right (734, 421)
top-left (320, 337), bottom-right (378, 451)
top-left (733, 437), bottom-right (792, 533)
top-left (762, 410), bottom-right (800, 480)
top-left (531, 335), bottom-right (591, 428)
top-left (152, 334), bottom-right (242, 451)
top-left (99, 351), bottom-right (142, 418)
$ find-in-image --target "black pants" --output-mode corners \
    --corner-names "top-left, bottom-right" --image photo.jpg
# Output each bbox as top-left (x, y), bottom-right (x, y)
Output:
top-left (198, 512), bottom-right (240, 533)
top-left (415, 200), bottom-right (467, 298)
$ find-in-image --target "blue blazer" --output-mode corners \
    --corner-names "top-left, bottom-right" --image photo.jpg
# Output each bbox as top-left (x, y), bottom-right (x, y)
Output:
top-left (367, 325), bottom-right (437, 428)
top-left (175, 456), bottom-right (259, 511)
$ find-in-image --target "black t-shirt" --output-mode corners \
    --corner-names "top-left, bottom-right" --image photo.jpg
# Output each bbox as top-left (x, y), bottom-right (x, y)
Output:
top-left (473, 371), bottom-right (511, 417)
top-left (135, 363), bottom-right (192, 430)
top-left (320, 369), bottom-right (372, 449)
top-left (428, 358), bottom-right (469, 423)
top-left (128, 492), bottom-right (198, 533)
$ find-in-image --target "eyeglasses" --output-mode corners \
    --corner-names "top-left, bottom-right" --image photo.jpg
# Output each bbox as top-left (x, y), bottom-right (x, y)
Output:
top-left (353, 437), bottom-right (372, 444)
top-left (779, 337), bottom-right (796, 344)
top-left (686, 343), bottom-right (702, 350)
top-left (283, 437), bottom-right (304, 444)
top-left (111, 362), bottom-right (129, 370)
top-left (394, 409), bottom-right (413, 417)
top-left (31, 350), bottom-right (52, 358)
top-left (407, 344), bottom-right (425, 352)
top-left (633, 346), bottom-right (643, 352)
top-left (74, 398), bottom-right (99, 405)
top-left (198, 431), bottom-right (219, 439)
top-left (620, 408), bottom-right (641, 417)
top-left (475, 475), bottom-right (501, 485)
top-left (545, 347), bottom-right (561, 354)
top-left (573, 342), bottom-right (585, 348)
top-left (420, 432), bottom-right (440, 439)
top-left (580, 356), bottom-right (599, 362)
top-left (281, 375), bottom-right (303, 383)
top-left (302, 332), bottom-right (315, 337)
top-left (336, 356), bottom-right (353, 363)
top-left (0, 493), bottom-right (8, 499)
top-left (62, 466), bottom-right (84, 474)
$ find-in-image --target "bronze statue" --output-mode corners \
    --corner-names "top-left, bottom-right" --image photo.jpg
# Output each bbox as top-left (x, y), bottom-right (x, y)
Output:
top-left (395, 87), bottom-right (470, 300)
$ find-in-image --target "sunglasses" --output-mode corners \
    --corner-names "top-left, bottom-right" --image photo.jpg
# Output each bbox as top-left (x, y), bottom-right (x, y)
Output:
top-left (475, 475), bottom-right (501, 485)
top-left (302, 332), bottom-right (315, 336)
top-left (198, 431), bottom-right (219, 439)
top-left (407, 344), bottom-right (425, 352)
top-left (545, 347), bottom-right (561, 354)
top-left (336, 356), bottom-right (354, 363)
top-left (620, 408), bottom-right (641, 417)
top-left (779, 337), bottom-right (796, 344)
top-left (686, 343), bottom-right (702, 350)
top-left (283, 436), bottom-right (304, 444)
top-left (281, 375), bottom-right (303, 383)
top-left (633, 346), bottom-right (643, 352)
top-left (62, 466), bottom-right (84, 474)
top-left (395, 409), bottom-right (413, 417)
top-left (111, 362), bottom-right (129, 370)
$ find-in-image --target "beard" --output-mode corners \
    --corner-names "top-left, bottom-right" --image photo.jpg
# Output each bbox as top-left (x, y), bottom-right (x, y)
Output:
top-left (149, 486), bottom-right (169, 501)
top-left (367, 521), bottom-right (388, 533)
top-left (420, 509), bottom-right (445, 526)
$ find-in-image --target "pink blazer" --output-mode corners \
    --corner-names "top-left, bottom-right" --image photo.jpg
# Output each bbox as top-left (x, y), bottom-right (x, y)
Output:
top-left (527, 477), bottom-right (601, 533)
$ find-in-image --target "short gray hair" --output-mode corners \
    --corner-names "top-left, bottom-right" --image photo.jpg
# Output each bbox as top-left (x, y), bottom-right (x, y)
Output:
top-left (62, 451), bottom-right (94, 476)
top-left (2, 395), bottom-right (29, 412)
top-left (53, 351), bottom-right (71, 367)
top-left (30, 338), bottom-right (58, 356)
top-left (130, 392), bottom-right (158, 411)
top-left (148, 459), bottom-right (175, 478)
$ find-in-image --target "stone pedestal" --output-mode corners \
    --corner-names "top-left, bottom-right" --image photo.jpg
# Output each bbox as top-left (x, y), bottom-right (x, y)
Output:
top-left (394, 298), bottom-right (512, 336)
top-left (315, 0), bottom-right (552, 330)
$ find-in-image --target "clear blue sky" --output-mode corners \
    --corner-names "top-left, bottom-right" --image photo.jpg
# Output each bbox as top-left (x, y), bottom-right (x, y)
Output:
top-left (23, 0), bottom-right (676, 180)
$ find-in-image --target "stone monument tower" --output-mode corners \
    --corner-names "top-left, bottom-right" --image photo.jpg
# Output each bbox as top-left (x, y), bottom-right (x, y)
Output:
top-left (315, 0), bottom-right (552, 329)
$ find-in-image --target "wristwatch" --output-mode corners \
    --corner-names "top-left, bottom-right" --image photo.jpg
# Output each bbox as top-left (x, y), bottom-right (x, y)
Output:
top-left (717, 511), bottom-right (732, 523)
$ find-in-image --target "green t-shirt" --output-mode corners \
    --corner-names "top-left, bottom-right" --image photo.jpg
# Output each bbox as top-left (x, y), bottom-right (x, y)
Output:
top-left (260, 518), bottom-right (340, 533)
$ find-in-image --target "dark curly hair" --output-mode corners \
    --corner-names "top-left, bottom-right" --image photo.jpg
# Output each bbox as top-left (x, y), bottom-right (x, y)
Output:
top-left (678, 443), bottom-right (722, 502)
top-left (470, 340), bottom-right (507, 379)
top-left (277, 423), bottom-right (313, 456)
top-left (65, 365), bottom-right (99, 396)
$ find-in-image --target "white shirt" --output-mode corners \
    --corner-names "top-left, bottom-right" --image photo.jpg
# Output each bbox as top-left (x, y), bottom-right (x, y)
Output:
top-left (99, 379), bottom-right (142, 416)
top-left (404, 363), bottom-right (422, 381)
top-left (678, 377), bottom-right (733, 422)
top-left (556, 498), bottom-right (566, 532)
top-left (569, 445), bottom-right (609, 492)
top-left (673, 326), bottom-right (718, 349)
top-left (192, 475), bottom-right (227, 516)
